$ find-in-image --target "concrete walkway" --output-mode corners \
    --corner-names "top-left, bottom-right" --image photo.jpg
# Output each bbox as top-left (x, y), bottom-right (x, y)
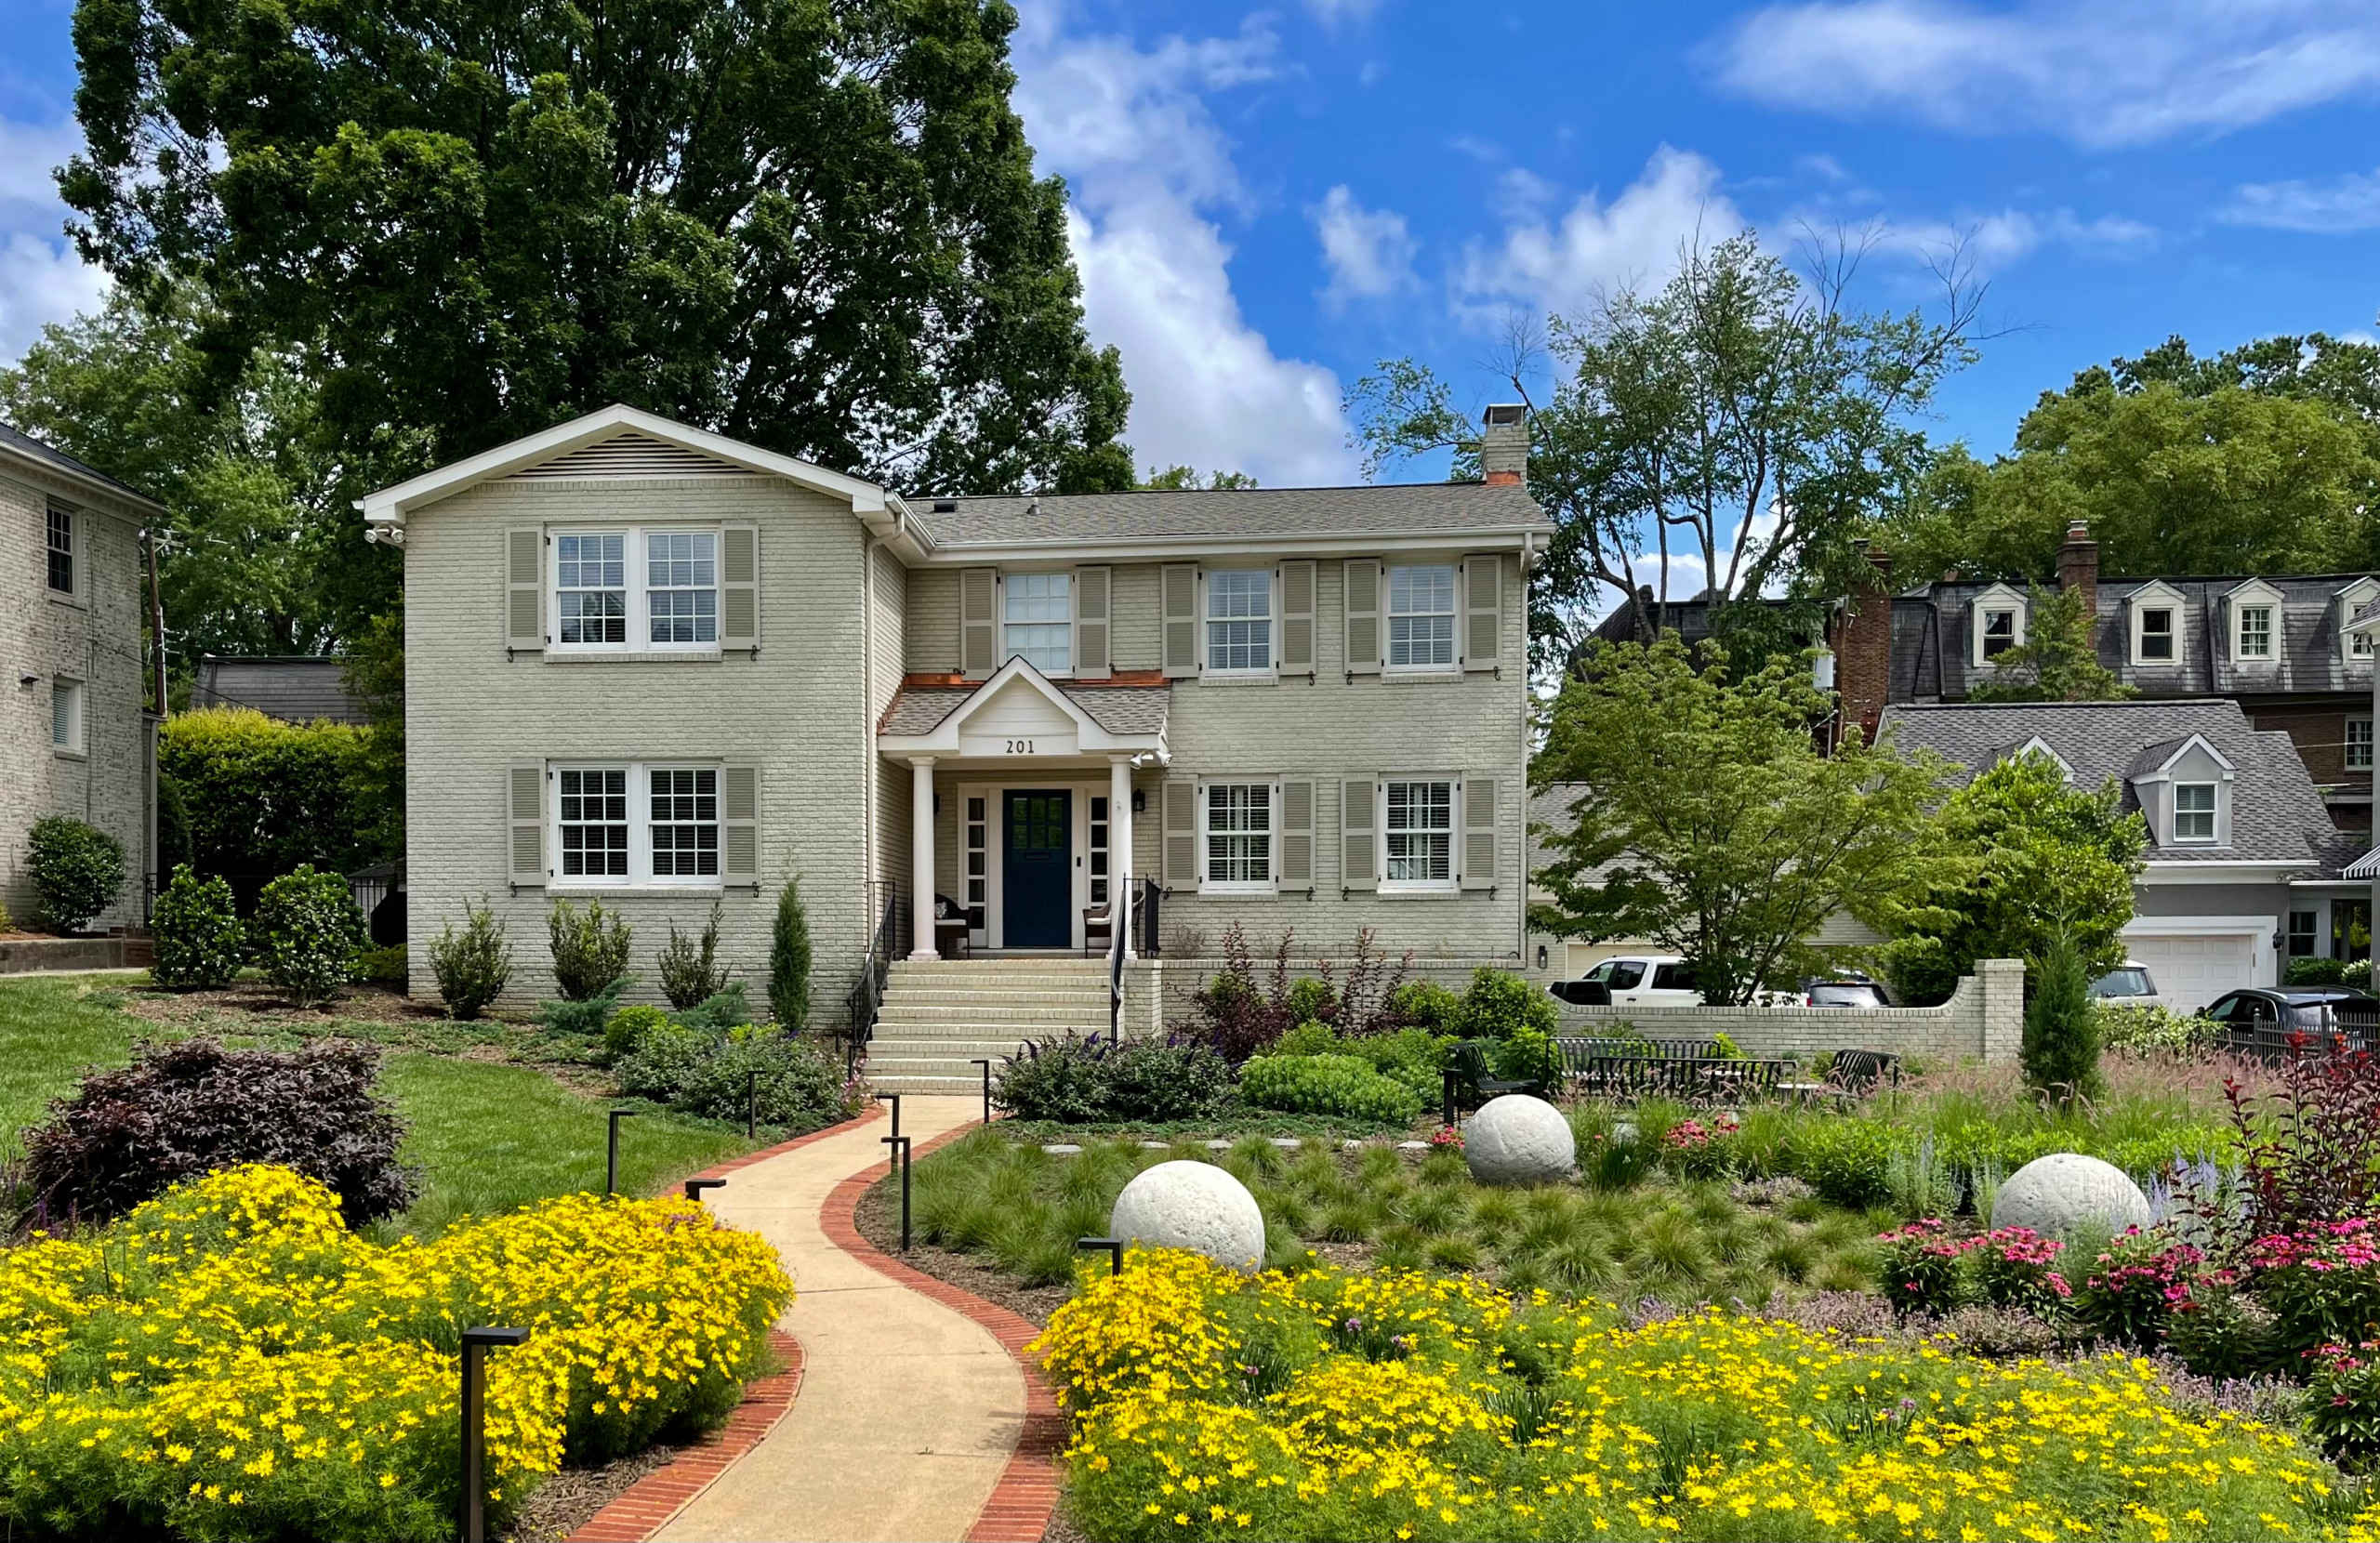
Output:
top-left (656, 1097), bottom-right (1023, 1543)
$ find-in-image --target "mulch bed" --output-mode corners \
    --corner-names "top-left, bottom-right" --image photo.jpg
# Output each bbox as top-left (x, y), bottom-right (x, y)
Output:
top-left (502, 1441), bottom-right (692, 1542)
top-left (120, 981), bottom-right (465, 1028)
top-left (851, 1172), bottom-right (1076, 1329)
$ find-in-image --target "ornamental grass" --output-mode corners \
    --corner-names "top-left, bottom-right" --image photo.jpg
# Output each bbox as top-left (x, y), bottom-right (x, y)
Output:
top-left (0, 1163), bottom-right (791, 1540)
top-left (1036, 1247), bottom-right (2375, 1542)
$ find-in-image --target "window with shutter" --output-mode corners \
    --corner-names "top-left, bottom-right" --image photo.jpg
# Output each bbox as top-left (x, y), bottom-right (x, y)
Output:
top-left (960, 568), bottom-right (998, 675)
top-left (1162, 777), bottom-right (1197, 886)
top-left (1343, 560), bottom-right (1381, 675)
top-left (1076, 566), bottom-right (1112, 677)
top-left (722, 766), bottom-right (760, 881)
top-left (1279, 560), bottom-right (1316, 674)
top-left (1280, 778), bottom-right (1315, 890)
top-left (507, 529), bottom-right (544, 650)
top-left (1464, 556), bottom-right (1501, 671)
top-left (1461, 778), bottom-right (1497, 890)
top-left (1161, 564), bottom-right (1199, 676)
top-left (509, 765), bottom-right (546, 884)
top-left (1340, 776), bottom-right (1375, 890)
top-left (721, 526), bottom-right (759, 648)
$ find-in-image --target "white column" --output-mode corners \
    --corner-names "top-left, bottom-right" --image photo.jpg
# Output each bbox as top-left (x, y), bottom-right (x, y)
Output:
top-left (1110, 756), bottom-right (1135, 960)
top-left (909, 757), bottom-right (939, 960)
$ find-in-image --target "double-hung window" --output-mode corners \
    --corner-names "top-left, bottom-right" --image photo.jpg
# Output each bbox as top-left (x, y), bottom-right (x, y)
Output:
top-left (1203, 783), bottom-right (1273, 888)
top-left (1206, 571), bottom-right (1272, 672)
top-left (554, 763), bottom-right (722, 884)
top-left (2137, 607), bottom-right (2175, 662)
top-left (46, 508), bottom-right (73, 595)
top-left (2239, 605), bottom-right (2274, 660)
top-left (1003, 572), bottom-right (1072, 673)
top-left (2351, 715), bottom-right (2374, 773)
top-left (2174, 783), bottom-right (2217, 843)
top-left (1387, 564), bottom-right (1457, 669)
top-left (50, 679), bottom-right (83, 754)
top-left (551, 527), bottom-right (720, 651)
top-left (1383, 779), bottom-right (1455, 888)
top-left (1981, 608), bottom-right (2017, 659)
top-left (2290, 910), bottom-right (2320, 957)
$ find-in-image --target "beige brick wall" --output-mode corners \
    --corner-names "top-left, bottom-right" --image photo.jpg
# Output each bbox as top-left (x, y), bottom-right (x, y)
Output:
top-left (0, 465), bottom-right (151, 929)
top-left (1554, 958), bottom-right (2026, 1064)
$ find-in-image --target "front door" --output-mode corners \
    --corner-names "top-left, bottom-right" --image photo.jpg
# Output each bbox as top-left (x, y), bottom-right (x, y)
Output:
top-left (1002, 789), bottom-right (1073, 947)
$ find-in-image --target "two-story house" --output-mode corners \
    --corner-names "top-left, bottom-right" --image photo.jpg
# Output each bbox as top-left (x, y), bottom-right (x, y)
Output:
top-left (367, 404), bottom-right (1550, 1065)
top-left (1, 422), bottom-right (161, 935)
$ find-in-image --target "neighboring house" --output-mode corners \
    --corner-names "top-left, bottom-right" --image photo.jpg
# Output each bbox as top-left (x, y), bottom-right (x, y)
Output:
top-left (1600, 524), bottom-right (2379, 843)
top-left (1880, 698), bottom-right (2361, 1011)
top-left (365, 403), bottom-right (1550, 1009)
top-left (191, 654), bottom-right (369, 725)
top-left (0, 421), bottom-right (162, 930)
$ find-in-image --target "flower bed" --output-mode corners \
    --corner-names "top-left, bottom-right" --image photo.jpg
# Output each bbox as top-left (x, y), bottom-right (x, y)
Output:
top-left (1034, 1248), bottom-right (2360, 1542)
top-left (0, 1164), bottom-right (791, 1539)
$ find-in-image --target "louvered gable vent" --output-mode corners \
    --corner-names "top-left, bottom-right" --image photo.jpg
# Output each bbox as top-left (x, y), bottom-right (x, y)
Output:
top-left (508, 432), bottom-right (753, 480)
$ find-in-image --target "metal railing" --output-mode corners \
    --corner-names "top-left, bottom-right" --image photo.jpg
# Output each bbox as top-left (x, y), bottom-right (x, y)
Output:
top-left (1107, 886), bottom-right (1127, 1043)
top-left (1135, 876), bottom-right (1162, 958)
top-left (843, 881), bottom-right (901, 1075)
top-left (1107, 877), bottom-right (1164, 1043)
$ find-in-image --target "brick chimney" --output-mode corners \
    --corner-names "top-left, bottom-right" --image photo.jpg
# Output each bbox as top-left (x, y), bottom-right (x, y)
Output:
top-left (2057, 520), bottom-right (2099, 640)
top-left (1831, 544), bottom-right (1896, 745)
top-left (1481, 404), bottom-right (1527, 485)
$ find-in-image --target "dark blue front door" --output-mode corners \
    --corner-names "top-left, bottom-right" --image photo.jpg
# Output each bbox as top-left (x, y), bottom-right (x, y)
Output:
top-left (1003, 790), bottom-right (1072, 948)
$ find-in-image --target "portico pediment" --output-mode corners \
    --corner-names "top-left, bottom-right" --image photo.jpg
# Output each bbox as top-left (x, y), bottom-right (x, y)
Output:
top-left (876, 657), bottom-right (1169, 761)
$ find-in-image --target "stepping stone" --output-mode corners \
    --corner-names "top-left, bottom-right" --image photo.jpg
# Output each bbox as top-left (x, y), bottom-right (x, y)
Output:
top-left (1397, 1141), bottom-right (1431, 1154)
top-left (1140, 1141), bottom-right (1170, 1151)
top-left (1270, 1138), bottom-right (1302, 1150)
top-left (1206, 1140), bottom-right (1233, 1152)
top-left (1342, 1140), bottom-right (1365, 1151)
top-left (1041, 1143), bottom-right (1082, 1155)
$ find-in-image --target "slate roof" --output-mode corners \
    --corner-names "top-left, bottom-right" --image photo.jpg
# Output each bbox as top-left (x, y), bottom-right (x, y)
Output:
top-left (1879, 698), bottom-right (2340, 869)
top-left (877, 681), bottom-right (1170, 737)
top-left (192, 656), bottom-right (370, 727)
top-left (0, 421), bottom-right (157, 507)
top-left (911, 481), bottom-right (1549, 547)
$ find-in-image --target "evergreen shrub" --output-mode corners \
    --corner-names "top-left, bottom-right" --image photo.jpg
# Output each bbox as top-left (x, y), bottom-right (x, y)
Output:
top-left (252, 864), bottom-right (366, 1008)
top-left (428, 899), bottom-right (511, 1019)
top-left (150, 864), bottom-right (243, 989)
top-left (26, 815), bottom-right (126, 932)
top-left (549, 897), bottom-right (631, 1000)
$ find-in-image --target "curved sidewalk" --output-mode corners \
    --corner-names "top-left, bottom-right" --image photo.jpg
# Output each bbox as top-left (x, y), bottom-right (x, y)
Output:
top-left (654, 1096), bottom-right (1024, 1543)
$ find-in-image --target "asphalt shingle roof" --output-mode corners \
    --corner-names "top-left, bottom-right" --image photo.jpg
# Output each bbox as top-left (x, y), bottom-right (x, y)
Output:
top-left (1879, 698), bottom-right (2339, 869)
top-left (0, 421), bottom-right (154, 506)
top-left (911, 481), bottom-right (1548, 547)
top-left (192, 656), bottom-right (370, 727)
top-left (878, 682), bottom-right (1170, 737)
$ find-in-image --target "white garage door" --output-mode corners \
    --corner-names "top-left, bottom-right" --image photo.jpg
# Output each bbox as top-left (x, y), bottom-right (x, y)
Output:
top-left (2124, 931), bottom-right (2261, 1013)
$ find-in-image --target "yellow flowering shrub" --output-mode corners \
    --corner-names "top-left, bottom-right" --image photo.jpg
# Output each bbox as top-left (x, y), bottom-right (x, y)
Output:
top-left (1037, 1249), bottom-right (2360, 1542)
top-left (0, 1164), bottom-right (790, 1540)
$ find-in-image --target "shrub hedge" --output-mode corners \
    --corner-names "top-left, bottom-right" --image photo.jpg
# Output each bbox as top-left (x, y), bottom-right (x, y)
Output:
top-left (995, 1035), bottom-right (1237, 1125)
top-left (1238, 1053), bottom-right (1423, 1124)
top-left (156, 706), bottom-right (381, 879)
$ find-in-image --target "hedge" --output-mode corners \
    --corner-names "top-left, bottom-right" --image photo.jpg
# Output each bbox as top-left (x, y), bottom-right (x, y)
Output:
top-left (156, 706), bottom-right (381, 882)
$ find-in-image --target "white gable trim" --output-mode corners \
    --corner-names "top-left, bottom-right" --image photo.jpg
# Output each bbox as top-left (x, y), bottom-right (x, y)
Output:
top-left (2002, 737), bottom-right (2074, 780)
top-left (2130, 732), bottom-right (2238, 783)
top-left (2336, 577), bottom-right (2380, 662)
top-left (1969, 582), bottom-right (2029, 666)
top-left (2225, 576), bottom-right (2288, 606)
top-left (356, 403), bottom-right (904, 530)
top-left (876, 656), bottom-right (1167, 759)
top-left (2124, 579), bottom-right (2188, 666)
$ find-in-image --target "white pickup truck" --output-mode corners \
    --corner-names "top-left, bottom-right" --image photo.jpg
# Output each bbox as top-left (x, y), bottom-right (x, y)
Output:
top-left (1549, 955), bottom-right (1704, 1008)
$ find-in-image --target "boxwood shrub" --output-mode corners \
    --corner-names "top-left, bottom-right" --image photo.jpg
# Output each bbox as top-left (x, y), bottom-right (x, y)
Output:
top-left (25, 815), bottom-right (126, 932)
top-left (994, 1035), bottom-right (1237, 1125)
top-left (252, 864), bottom-right (367, 1008)
top-left (150, 864), bottom-right (243, 990)
top-left (1238, 1053), bottom-right (1423, 1124)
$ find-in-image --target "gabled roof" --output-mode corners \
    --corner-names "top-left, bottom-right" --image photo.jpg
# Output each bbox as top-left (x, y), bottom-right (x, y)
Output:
top-left (1995, 736), bottom-right (2073, 778)
top-left (0, 420), bottom-right (164, 515)
top-left (875, 657), bottom-right (1170, 757)
top-left (914, 481), bottom-right (1551, 553)
top-left (2125, 732), bottom-right (2234, 781)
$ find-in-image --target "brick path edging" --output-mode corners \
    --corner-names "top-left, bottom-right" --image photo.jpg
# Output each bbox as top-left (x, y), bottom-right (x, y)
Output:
top-left (819, 1119), bottom-right (1068, 1543)
top-left (563, 1104), bottom-right (884, 1543)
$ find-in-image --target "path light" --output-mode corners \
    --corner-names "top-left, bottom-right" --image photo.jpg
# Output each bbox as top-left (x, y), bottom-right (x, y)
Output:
top-left (1075, 1236), bottom-right (1123, 1277)
top-left (682, 1177), bottom-right (727, 1203)
top-left (606, 1108), bottom-right (641, 1195)
top-left (970, 1059), bottom-right (993, 1125)
top-left (881, 1134), bottom-right (913, 1251)
top-left (459, 1325), bottom-right (529, 1543)
top-left (875, 1090), bottom-right (903, 1145)
top-left (747, 1068), bottom-right (759, 1139)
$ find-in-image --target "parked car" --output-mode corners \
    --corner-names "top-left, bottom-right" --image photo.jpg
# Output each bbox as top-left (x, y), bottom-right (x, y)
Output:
top-left (1550, 955), bottom-right (1703, 1008)
top-left (2202, 985), bottom-right (2379, 1039)
top-left (2087, 961), bottom-right (2162, 1008)
top-left (1800, 974), bottom-right (1888, 1009)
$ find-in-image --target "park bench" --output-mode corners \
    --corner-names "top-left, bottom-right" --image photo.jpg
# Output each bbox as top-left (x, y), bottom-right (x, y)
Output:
top-left (1825, 1048), bottom-right (1903, 1101)
top-left (1580, 1055), bottom-right (1792, 1106)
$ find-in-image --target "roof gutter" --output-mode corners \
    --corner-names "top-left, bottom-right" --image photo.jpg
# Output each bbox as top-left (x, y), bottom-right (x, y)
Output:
top-left (917, 524), bottom-right (1553, 565)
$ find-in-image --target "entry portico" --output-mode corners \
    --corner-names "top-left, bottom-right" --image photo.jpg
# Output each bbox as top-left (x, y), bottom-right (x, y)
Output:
top-left (877, 657), bottom-right (1169, 958)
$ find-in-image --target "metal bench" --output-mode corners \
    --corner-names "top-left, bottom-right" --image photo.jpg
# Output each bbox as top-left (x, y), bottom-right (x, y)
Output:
top-left (1441, 1039), bottom-right (1547, 1126)
top-left (1826, 1048), bottom-right (1902, 1101)
top-left (1580, 1055), bottom-right (1792, 1106)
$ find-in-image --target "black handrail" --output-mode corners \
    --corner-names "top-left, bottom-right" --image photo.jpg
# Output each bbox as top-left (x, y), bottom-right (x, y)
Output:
top-left (1136, 876), bottom-right (1162, 958)
top-left (1107, 885), bottom-right (1127, 1043)
top-left (843, 882), bottom-right (899, 1075)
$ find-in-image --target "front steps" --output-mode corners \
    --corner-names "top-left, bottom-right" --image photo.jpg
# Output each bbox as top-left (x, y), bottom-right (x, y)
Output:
top-left (863, 956), bottom-right (1116, 1094)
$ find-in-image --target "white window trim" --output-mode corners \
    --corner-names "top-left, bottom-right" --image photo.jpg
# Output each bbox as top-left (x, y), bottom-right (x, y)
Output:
top-left (2350, 714), bottom-right (2374, 773)
top-left (548, 525), bottom-right (724, 655)
top-left (1971, 585), bottom-right (2029, 667)
top-left (1383, 562), bottom-right (1461, 676)
top-left (1198, 778), bottom-right (1279, 893)
top-left (45, 506), bottom-right (76, 600)
top-left (2343, 581), bottom-right (2380, 664)
top-left (2129, 596), bottom-right (2182, 666)
top-left (2172, 782), bottom-right (2219, 845)
top-left (50, 678), bottom-right (85, 757)
top-left (1000, 569), bottom-right (1076, 677)
top-left (1378, 774), bottom-right (1461, 892)
top-left (1203, 568), bottom-right (1276, 677)
top-left (549, 760), bottom-right (725, 890)
top-left (2235, 603), bottom-right (2276, 663)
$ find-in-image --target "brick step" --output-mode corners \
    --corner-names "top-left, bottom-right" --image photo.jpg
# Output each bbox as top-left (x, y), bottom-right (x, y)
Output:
top-left (874, 1003), bottom-right (1114, 1026)
top-left (883, 988), bottom-right (1113, 1008)
top-left (867, 1034), bottom-right (1090, 1059)
top-left (866, 1072), bottom-right (998, 1096)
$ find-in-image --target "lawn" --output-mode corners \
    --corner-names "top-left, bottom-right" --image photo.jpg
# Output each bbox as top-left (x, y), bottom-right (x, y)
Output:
top-left (0, 974), bottom-right (758, 1233)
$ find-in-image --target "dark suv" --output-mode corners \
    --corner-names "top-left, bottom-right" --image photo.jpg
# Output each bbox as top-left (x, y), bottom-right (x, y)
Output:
top-left (2202, 986), bottom-right (2380, 1050)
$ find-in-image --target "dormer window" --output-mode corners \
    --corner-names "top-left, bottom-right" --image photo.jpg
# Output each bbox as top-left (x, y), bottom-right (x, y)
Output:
top-left (2239, 605), bottom-right (2274, 660)
top-left (1970, 584), bottom-right (2028, 666)
top-left (1982, 609), bottom-right (2016, 657)
top-left (2138, 608), bottom-right (2175, 660)
top-left (2338, 577), bottom-right (2379, 664)
top-left (2225, 579), bottom-right (2286, 666)
top-left (2174, 784), bottom-right (2217, 842)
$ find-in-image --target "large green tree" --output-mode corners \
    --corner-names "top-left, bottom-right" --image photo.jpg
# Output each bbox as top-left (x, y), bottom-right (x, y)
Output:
top-left (1352, 232), bottom-right (1980, 671)
top-left (62, 0), bottom-right (1131, 499)
top-left (1532, 634), bottom-right (1946, 1004)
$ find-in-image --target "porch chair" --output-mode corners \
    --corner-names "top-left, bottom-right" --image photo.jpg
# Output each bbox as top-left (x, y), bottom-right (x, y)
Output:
top-left (1082, 900), bottom-right (1114, 957)
top-left (932, 893), bottom-right (972, 960)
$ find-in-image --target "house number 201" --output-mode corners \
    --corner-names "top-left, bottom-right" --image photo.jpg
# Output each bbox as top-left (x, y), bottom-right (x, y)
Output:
top-left (1005, 739), bottom-right (1035, 754)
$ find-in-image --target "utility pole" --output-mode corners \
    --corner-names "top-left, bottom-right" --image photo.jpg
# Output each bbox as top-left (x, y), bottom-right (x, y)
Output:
top-left (142, 525), bottom-right (167, 714)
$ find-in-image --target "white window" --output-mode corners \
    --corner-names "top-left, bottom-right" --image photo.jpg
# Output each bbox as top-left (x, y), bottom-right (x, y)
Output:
top-left (2137, 607), bottom-right (2175, 662)
top-left (2239, 605), bottom-right (2274, 660)
top-left (551, 527), bottom-right (721, 652)
top-left (2174, 783), bottom-right (2216, 842)
top-left (46, 508), bottom-right (73, 595)
top-left (2354, 624), bottom-right (2376, 660)
top-left (1206, 570), bottom-right (1273, 672)
top-left (553, 763), bottom-right (723, 885)
top-left (50, 679), bottom-right (83, 753)
top-left (1203, 783), bottom-right (1273, 888)
top-left (1383, 779), bottom-right (1455, 887)
top-left (1387, 564), bottom-right (1457, 669)
top-left (2351, 716), bottom-right (2374, 772)
top-left (1980, 608), bottom-right (2018, 659)
top-left (1003, 572), bottom-right (1072, 673)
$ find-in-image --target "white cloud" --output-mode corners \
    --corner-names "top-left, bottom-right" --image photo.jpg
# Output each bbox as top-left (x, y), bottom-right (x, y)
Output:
top-left (1702, 1), bottom-right (2380, 148)
top-left (1012, 12), bottom-right (1357, 486)
top-left (1873, 206), bottom-right (2158, 271)
top-left (1309, 185), bottom-right (1415, 308)
top-left (1305, 0), bottom-right (1386, 20)
top-left (1456, 146), bottom-right (1747, 318)
top-left (0, 118), bottom-right (108, 365)
top-left (2222, 169), bottom-right (2380, 231)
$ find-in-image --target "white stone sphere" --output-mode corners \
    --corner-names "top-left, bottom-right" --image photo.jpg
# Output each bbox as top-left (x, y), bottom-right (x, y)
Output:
top-left (1109, 1160), bottom-right (1267, 1273)
top-left (1464, 1095), bottom-right (1579, 1187)
top-left (1990, 1153), bottom-right (2152, 1240)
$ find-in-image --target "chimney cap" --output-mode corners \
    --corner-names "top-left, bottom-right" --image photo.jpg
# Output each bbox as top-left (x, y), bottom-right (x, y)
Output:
top-left (1483, 403), bottom-right (1526, 427)
top-left (2062, 520), bottom-right (2094, 542)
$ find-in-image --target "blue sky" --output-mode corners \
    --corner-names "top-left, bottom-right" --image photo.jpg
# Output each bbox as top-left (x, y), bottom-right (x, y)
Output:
top-left (4, 0), bottom-right (2380, 496)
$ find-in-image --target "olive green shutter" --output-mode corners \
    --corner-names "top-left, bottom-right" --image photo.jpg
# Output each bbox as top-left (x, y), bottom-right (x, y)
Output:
top-left (721, 526), bottom-right (759, 649)
top-left (1161, 564), bottom-right (1199, 677)
top-left (722, 765), bottom-right (759, 882)
top-left (1075, 565), bottom-right (1111, 677)
top-left (1279, 560), bottom-right (1316, 674)
top-left (1343, 560), bottom-right (1381, 675)
top-left (1463, 555), bottom-right (1501, 671)
top-left (1279, 778), bottom-right (1315, 890)
top-left (1340, 776), bottom-right (1376, 890)
top-left (960, 568), bottom-right (998, 676)
top-left (509, 765), bottom-right (546, 885)
top-left (507, 528), bottom-right (544, 650)
top-left (1461, 777), bottom-right (1497, 890)
top-left (1162, 777), bottom-right (1198, 887)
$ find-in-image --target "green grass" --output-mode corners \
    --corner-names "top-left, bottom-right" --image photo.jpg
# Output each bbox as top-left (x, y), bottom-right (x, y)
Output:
top-left (0, 978), bottom-right (139, 1156)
